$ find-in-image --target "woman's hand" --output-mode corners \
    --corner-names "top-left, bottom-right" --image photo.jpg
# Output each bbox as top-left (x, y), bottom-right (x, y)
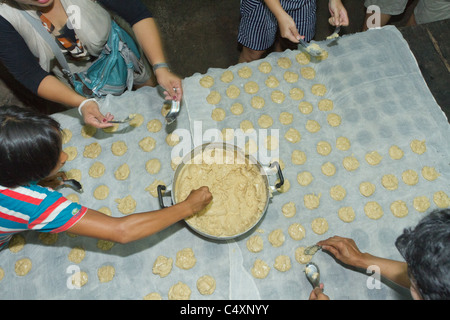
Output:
top-left (328, 0), bottom-right (349, 27)
top-left (277, 11), bottom-right (302, 43)
top-left (37, 76), bottom-right (114, 127)
top-left (155, 68), bottom-right (183, 102)
top-left (80, 100), bottom-right (115, 129)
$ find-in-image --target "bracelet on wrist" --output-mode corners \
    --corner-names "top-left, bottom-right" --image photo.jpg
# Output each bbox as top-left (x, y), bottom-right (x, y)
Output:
top-left (152, 62), bottom-right (170, 72)
top-left (78, 98), bottom-right (97, 116)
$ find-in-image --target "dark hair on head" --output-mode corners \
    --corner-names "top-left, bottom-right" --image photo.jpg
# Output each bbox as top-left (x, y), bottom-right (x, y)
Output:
top-left (0, 105), bottom-right (62, 188)
top-left (395, 208), bottom-right (450, 300)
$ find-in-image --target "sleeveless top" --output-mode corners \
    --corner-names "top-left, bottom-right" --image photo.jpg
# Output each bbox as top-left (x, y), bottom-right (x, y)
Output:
top-left (0, 0), bottom-right (111, 81)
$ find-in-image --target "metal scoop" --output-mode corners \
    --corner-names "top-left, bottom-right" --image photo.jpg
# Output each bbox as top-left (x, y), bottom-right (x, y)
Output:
top-left (326, 25), bottom-right (341, 40)
top-left (107, 114), bottom-right (135, 124)
top-left (304, 244), bottom-right (322, 256)
top-left (165, 88), bottom-right (180, 125)
top-left (298, 39), bottom-right (323, 57)
top-left (156, 86), bottom-right (181, 125)
top-left (165, 99), bottom-right (180, 125)
top-left (56, 179), bottom-right (83, 193)
top-left (305, 262), bottom-right (321, 288)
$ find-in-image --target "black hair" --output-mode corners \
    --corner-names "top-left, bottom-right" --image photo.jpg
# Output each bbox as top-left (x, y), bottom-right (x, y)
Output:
top-left (395, 208), bottom-right (450, 300)
top-left (0, 105), bottom-right (62, 188)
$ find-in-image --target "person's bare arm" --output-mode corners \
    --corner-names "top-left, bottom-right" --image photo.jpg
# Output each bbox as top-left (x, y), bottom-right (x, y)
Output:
top-left (318, 236), bottom-right (411, 288)
top-left (328, 0), bottom-right (349, 26)
top-left (37, 75), bottom-right (78, 104)
top-left (68, 186), bottom-right (212, 243)
top-left (132, 17), bottom-right (182, 101)
top-left (37, 75), bottom-right (114, 128)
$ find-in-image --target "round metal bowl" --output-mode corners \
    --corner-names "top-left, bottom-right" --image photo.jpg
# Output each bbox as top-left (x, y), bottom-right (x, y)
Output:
top-left (157, 142), bottom-right (284, 241)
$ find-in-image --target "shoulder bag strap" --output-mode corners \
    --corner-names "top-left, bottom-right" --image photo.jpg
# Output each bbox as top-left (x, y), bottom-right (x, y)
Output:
top-left (19, 10), bottom-right (73, 78)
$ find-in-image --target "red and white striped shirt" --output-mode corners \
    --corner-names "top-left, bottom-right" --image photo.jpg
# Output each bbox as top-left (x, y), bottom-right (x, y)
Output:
top-left (0, 183), bottom-right (87, 250)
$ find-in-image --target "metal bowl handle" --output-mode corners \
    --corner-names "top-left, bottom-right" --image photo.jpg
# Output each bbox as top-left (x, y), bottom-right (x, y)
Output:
top-left (269, 161), bottom-right (284, 189)
top-left (157, 185), bottom-right (171, 208)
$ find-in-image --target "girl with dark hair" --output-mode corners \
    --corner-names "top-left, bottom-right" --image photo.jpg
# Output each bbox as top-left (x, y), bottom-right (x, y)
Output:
top-left (0, 105), bottom-right (63, 187)
top-left (0, 105), bottom-right (212, 250)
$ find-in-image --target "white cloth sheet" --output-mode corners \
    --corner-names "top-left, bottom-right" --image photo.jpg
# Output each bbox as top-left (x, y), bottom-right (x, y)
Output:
top-left (0, 26), bottom-right (448, 300)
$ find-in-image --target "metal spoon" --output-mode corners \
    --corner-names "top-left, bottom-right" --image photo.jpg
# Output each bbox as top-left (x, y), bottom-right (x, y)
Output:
top-left (165, 88), bottom-right (180, 125)
top-left (107, 114), bottom-right (135, 124)
top-left (56, 179), bottom-right (83, 193)
top-left (326, 25), bottom-right (341, 40)
top-left (156, 86), bottom-right (181, 125)
top-left (304, 244), bottom-right (322, 256)
top-left (298, 38), bottom-right (323, 57)
top-left (305, 262), bottom-right (321, 288)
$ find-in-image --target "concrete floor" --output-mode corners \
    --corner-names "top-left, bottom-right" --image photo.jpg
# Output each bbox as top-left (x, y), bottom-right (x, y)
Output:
top-left (0, 0), bottom-right (417, 113)
top-left (145, 0), bottom-right (367, 78)
top-left (143, 0), bottom-right (416, 79)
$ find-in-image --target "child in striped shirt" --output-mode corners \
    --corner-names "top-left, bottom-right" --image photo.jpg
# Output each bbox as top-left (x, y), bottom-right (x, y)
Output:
top-left (238, 0), bottom-right (349, 63)
top-left (0, 105), bottom-right (212, 250)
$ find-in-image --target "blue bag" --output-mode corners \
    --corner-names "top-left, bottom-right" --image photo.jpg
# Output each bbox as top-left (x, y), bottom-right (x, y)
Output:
top-left (21, 11), bottom-right (143, 98)
top-left (70, 21), bottom-right (143, 98)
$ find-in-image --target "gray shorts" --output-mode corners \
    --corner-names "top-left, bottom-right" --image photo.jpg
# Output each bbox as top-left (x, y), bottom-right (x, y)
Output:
top-left (364, 0), bottom-right (450, 24)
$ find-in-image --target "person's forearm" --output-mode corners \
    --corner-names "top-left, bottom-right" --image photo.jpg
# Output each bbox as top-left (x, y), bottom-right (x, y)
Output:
top-left (99, 0), bottom-right (152, 27)
top-left (117, 201), bottom-right (194, 243)
top-left (319, 236), bottom-right (411, 289)
top-left (69, 202), bottom-right (194, 244)
top-left (329, 0), bottom-right (343, 5)
top-left (37, 75), bottom-right (115, 128)
top-left (37, 75), bottom-right (87, 108)
top-left (132, 17), bottom-right (167, 66)
top-left (328, 0), bottom-right (349, 26)
top-left (356, 253), bottom-right (411, 288)
top-left (131, 16), bottom-right (183, 100)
